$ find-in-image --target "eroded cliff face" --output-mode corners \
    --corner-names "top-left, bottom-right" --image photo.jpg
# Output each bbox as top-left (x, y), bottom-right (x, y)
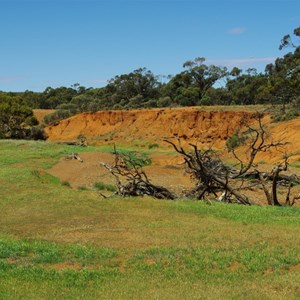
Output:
top-left (45, 107), bottom-right (258, 148)
top-left (43, 106), bottom-right (300, 163)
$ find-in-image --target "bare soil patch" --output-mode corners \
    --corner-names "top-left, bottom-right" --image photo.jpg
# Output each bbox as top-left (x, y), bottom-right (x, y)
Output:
top-left (47, 152), bottom-right (193, 196)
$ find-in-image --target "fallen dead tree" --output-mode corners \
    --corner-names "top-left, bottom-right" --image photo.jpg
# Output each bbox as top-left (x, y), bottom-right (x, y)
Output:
top-left (164, 112), bottom-right (299, 206)
top-left (164, 139), bottom-right (253, 205)
top-left (100, 147), bottom-right (176, 200)
top-left (99, 112), bottom-right (299, 206)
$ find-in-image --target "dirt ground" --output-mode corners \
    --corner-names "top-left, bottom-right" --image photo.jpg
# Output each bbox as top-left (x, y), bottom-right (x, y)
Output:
top-left (47, 152), bottom-right (193, 196)
top-left (47, 150), bottom-right (300, 206)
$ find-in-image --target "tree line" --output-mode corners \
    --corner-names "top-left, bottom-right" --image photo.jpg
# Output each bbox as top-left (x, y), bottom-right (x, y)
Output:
top-left (0, 26), bottom-right (299, 137)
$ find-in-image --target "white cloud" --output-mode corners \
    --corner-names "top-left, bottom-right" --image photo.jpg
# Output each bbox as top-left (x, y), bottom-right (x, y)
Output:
top-left (0, 76), bottom-right (23, 82)
top-left (227, 27), bottom-right (246, 35)
top-left (206, 57), bottom-right (276, 67)
top-left (89, 79), bottom-right (108, 84)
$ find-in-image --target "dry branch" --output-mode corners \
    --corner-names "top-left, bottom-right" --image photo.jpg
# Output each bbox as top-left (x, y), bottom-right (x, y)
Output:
top-left (164, 139), bottom-right (252, 205)
top-left (64, 153), bottom-right (83, 163)
top-left (100, 148), bottom-right (176, 200)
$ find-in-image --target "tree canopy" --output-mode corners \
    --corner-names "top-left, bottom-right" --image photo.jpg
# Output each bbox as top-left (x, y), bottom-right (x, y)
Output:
top-left (0, 94), bottom-right (36, 138)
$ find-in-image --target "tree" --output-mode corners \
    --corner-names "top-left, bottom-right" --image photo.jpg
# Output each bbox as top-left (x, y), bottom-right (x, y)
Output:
top-left (164, 57), bottom-right (227, 106)
top-left (164, 113), bottom-right (298, 206)
top-left (265, 26), bottom-right (300, 105)
top-left (0, 94), bottom-right (35, 138)
top-left (279, 26), bottom-right (300, 50)
top-left (39, 86), bottom-right (79, 109)
top-left (225, 68), bottom-right (270, 105)
top-left (106, 68), bottom-right (160, 107)
top-left (182, 57), bottom-right (227, 101)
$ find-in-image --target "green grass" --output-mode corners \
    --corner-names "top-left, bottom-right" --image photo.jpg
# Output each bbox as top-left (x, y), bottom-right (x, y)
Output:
top-left (0, 139), bottom-right (300, 299)
top-left (93, 182), bottom-right (116, 192)
top-left (290, 163), bottom-right (300, 169)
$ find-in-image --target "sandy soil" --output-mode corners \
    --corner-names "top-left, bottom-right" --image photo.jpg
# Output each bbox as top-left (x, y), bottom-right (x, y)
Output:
top-left (47, 152), bottom-right (193, 196)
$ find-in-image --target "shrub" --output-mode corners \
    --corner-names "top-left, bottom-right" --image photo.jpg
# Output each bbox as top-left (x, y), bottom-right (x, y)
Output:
top-left (25, 125), bottom-right (48, 140)
top-left (114, 150), bottom-right (152, 168)
top-left (61, 181), bottom-right (71, 187)
top-left (148, 143), bottom-right (159, 149)
top-left (157, 96), bottom-right (172, 108)
top-left (78, 185), bottom-right (88, 191)
top-left (226, 132), bottom-right (241, 151)
top-left (272, 99), bottom-right (300, 122)
top-left (93, 182), bottom-right (116, 192)
top-left (43, 109), bottom-right (74, 126)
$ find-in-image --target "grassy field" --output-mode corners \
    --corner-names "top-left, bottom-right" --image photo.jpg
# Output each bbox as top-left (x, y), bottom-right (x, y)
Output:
top-left (0, 139), bottom-right (300, 299)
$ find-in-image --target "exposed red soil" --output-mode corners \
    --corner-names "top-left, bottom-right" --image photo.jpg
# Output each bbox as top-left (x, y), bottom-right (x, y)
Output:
top-left (33, 109), bottom-right (56, 123)
top-left (45, 107), bottom-right (300, 163)
top-left (45, 107), bottom-right (259, 149)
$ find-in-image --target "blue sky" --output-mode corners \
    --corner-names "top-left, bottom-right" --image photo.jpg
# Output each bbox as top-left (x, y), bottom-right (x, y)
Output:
top-left (0, 0), bottom-right (299, 92)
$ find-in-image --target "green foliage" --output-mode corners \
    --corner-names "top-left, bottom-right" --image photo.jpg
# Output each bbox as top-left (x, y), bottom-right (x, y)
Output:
top-left (225, 130), bottom-right (246, 151)
top-left (0, 94), bottom-right (46, 140)
top-left (148, 143), bottom-right (159, 149)
top-left (106, 68), bottom-right (160, 105)
top-left (78, 185), bottom-right (89, 191)
top-left (272, 98), bottom-right (300, 122)
top-left (226, 133), bottom-right (240, 151)
top-left (61, 181), bottom-right (71, 187)
top-left (114, 149), bottom-right (152, 168)
top-left (43, 110), bottom-right (74, 125)
top-left (93, 182), bottom-right (116, 192)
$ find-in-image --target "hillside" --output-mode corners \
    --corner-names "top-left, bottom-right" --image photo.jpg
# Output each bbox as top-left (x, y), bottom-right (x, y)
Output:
top-left (44, 106), bottom-right (300, 163)
top-left (45, 107), bottom-right (261, 148)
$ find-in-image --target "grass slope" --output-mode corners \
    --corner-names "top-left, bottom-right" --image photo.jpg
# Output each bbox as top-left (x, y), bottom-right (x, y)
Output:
top-left (0, 140), bottom-right (300, 299)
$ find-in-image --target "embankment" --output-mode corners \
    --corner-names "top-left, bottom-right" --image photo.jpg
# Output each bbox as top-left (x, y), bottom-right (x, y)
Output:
top-left (45, 107), bottom-right (259, 149)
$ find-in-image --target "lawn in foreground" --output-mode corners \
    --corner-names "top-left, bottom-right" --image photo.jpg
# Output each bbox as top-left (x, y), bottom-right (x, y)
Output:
top-left (0, 140), bottom-right (299, 299)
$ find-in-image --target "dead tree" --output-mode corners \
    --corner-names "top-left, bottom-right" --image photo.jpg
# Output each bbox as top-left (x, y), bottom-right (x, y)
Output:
top-left (164, 112), bottom-right (299, 206)
top-left (229, 112), bottom-right (287, 178)
top-left (227, 112), bottom-right (299, 206)
top-left (100, 147), bottom-right (176, 200)
top-left (164, 139), bottom-right (253, 205)
top-left (256, 157), bottom-right (300, 206)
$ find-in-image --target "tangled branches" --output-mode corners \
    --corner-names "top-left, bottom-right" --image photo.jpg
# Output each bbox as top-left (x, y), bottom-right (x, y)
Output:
top-left (100, 147), bottom-right (176, 200)
top-left (100, 113), bottom-right (299, 206)
top-left (164, 139), bottom-right (253, 205)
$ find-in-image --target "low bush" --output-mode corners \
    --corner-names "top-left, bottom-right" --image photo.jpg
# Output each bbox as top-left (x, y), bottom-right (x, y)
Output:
top-left (93, 182), bottom-right (116, 192)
